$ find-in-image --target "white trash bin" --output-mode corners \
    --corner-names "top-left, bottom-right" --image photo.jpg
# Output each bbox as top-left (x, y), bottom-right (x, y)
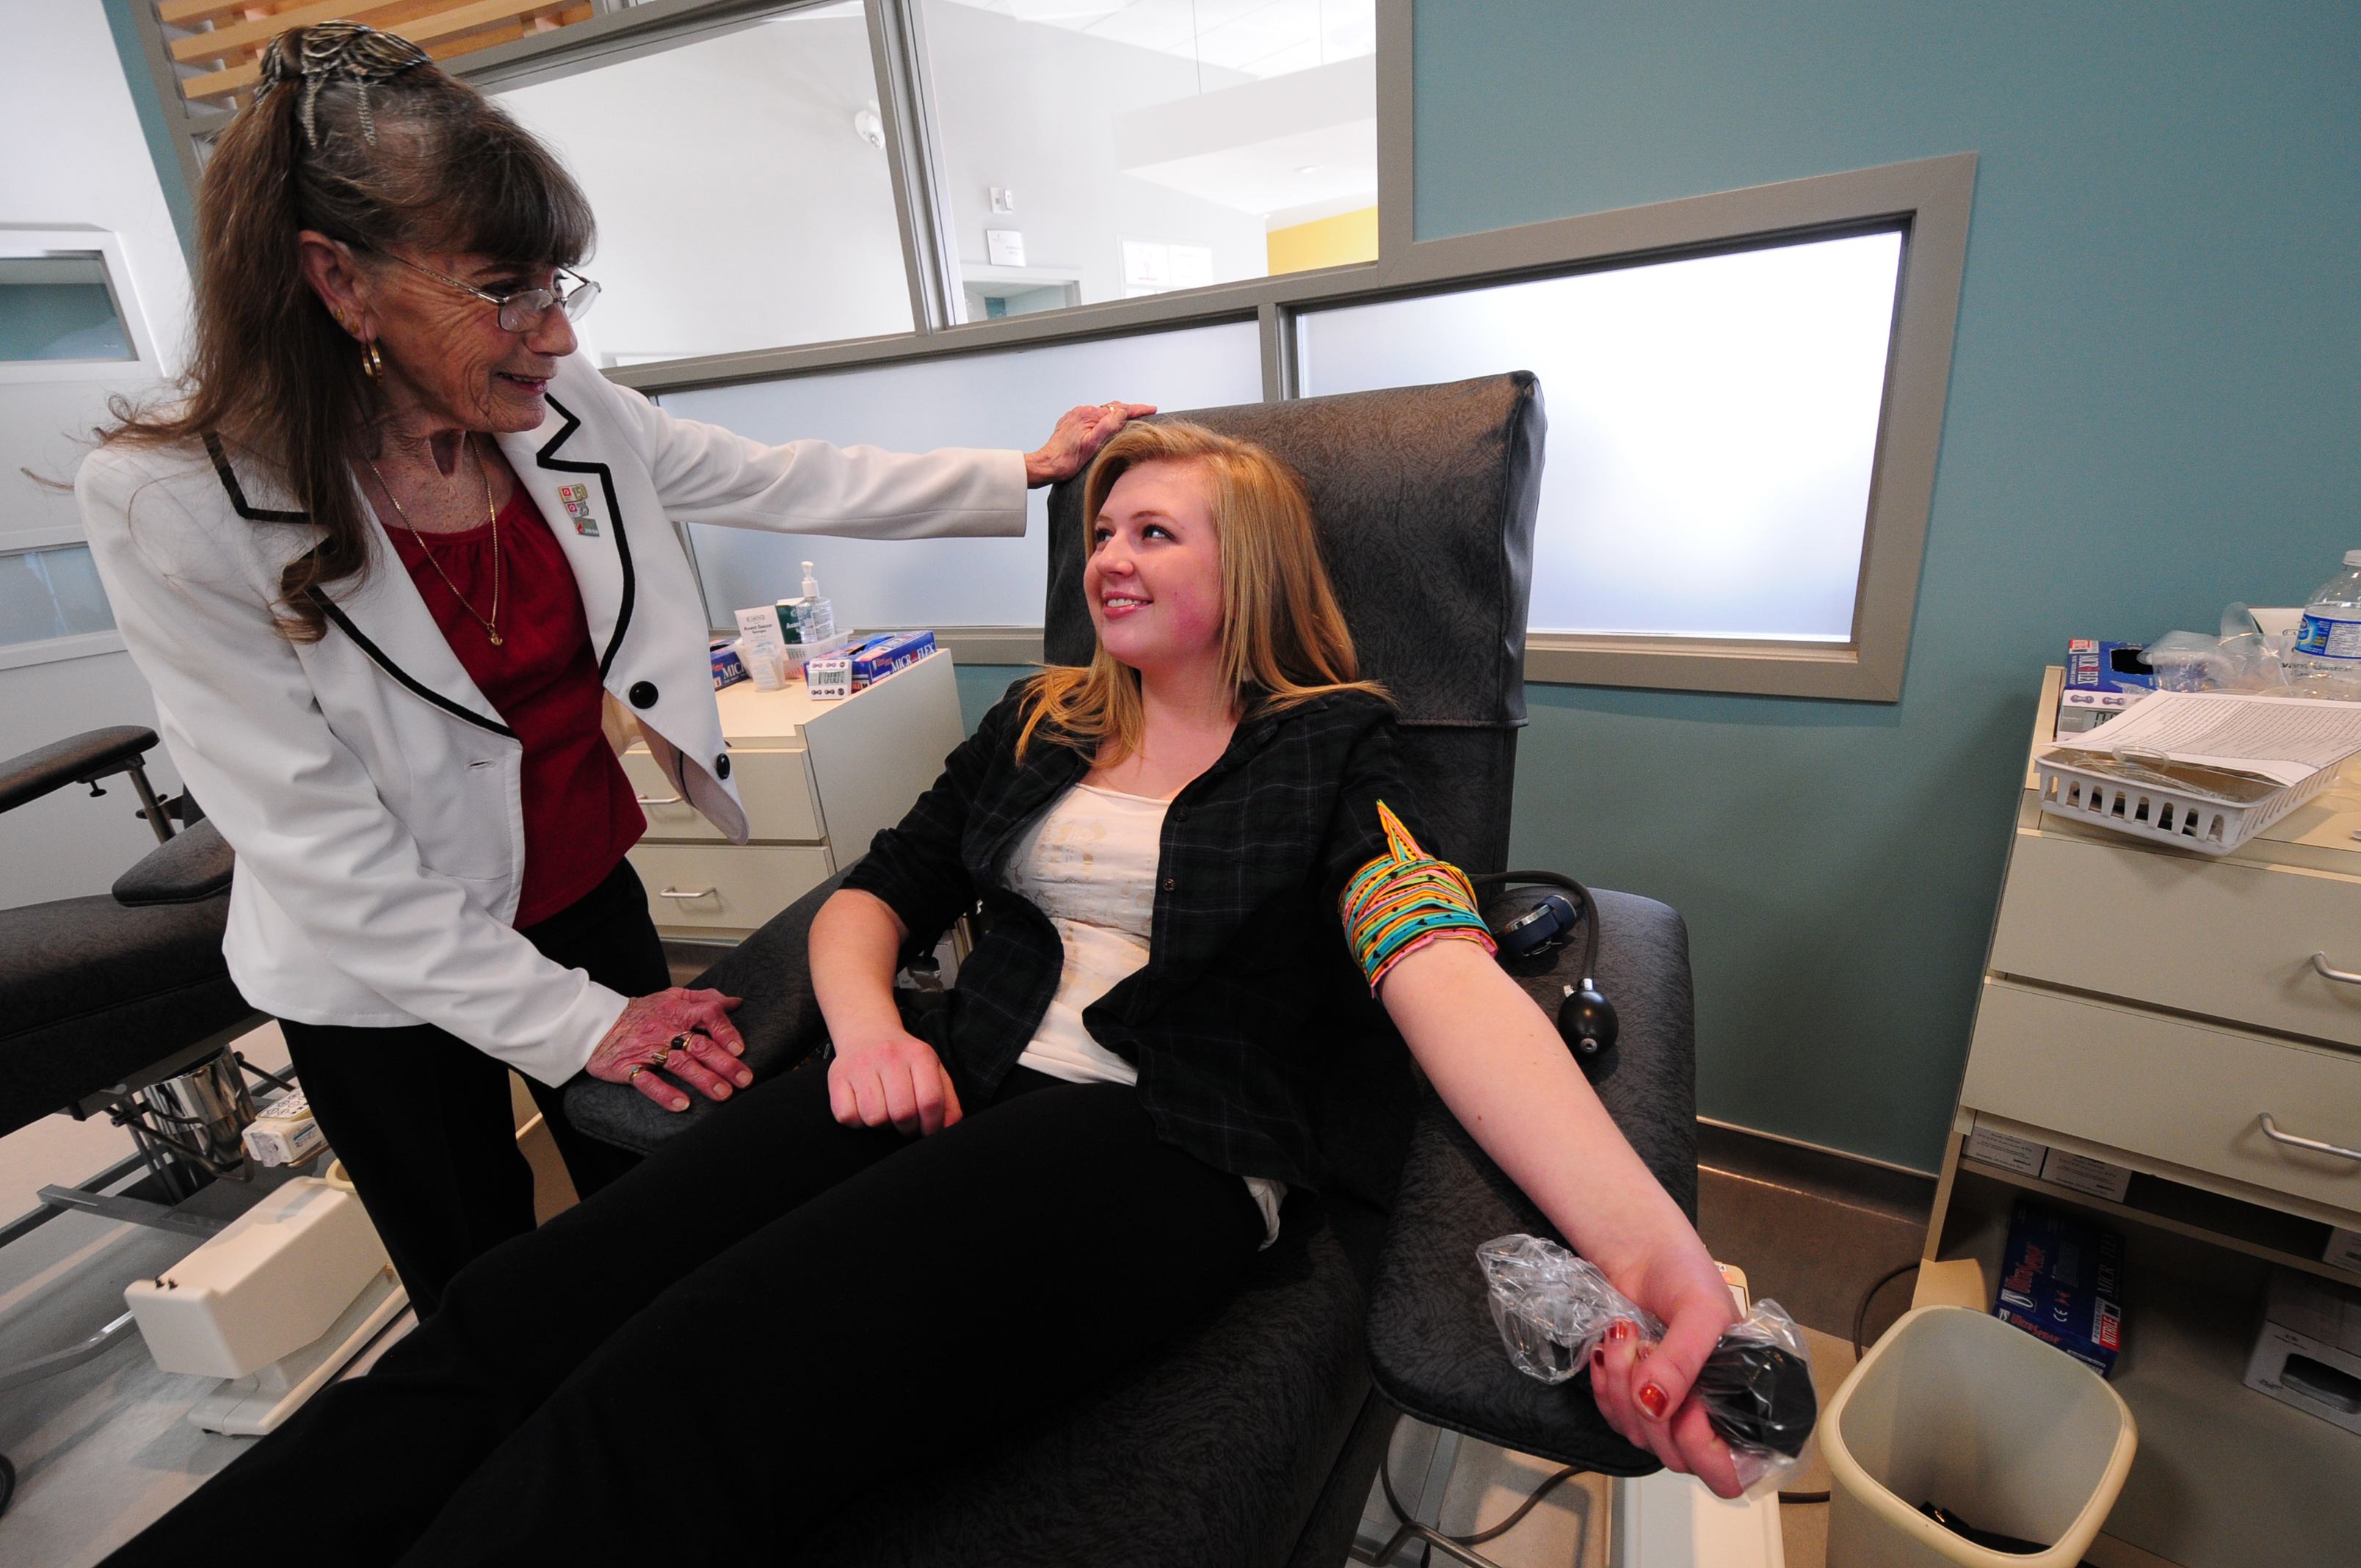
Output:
top-left (1821, 1306), bottom-right (2136, 1568)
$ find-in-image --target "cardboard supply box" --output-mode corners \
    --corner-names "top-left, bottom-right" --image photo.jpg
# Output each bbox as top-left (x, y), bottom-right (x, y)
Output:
top-left (2244, 1269), bottom-right (2361, 1436)
top-left (710, 641), bottom-right (747, 692)
top-left (1994, 1200), bottom-right (2125, 1377)
top-left (849, 630), bottom-right (937, 689)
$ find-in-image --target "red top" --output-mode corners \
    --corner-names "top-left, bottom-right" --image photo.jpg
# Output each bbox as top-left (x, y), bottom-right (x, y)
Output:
top-left (382, 484), bottom-right (644, 928)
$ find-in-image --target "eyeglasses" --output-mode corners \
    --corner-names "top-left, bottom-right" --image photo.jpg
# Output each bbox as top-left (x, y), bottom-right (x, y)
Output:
top-left (378, 251), bottom-right (601, 333)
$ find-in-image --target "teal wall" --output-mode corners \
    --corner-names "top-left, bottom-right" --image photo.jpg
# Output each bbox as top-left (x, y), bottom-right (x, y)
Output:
top-left (971, 1), bottom-right (2361, 1170)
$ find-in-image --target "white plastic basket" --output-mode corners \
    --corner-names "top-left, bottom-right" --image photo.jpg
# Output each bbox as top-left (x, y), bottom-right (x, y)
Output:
top-left (2033, 750), bottom-right (2337, 855)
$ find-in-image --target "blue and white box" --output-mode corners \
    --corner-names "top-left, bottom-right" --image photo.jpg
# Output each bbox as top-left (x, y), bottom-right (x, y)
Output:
top-left (1994, 1201), bottom-right (2125, 1377)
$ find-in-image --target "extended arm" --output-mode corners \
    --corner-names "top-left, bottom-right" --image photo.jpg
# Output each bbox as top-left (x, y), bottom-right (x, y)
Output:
top-left (1379, 937), bottom-right (1744, 1497)
top-left (586, 363), bottom-right (1150, 534)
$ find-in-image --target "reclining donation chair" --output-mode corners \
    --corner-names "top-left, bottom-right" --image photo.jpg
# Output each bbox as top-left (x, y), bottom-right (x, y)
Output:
top-left (0, 729), bottom-right (264, 1505)
top-left (567, 373), bottom-right (1700, 1566)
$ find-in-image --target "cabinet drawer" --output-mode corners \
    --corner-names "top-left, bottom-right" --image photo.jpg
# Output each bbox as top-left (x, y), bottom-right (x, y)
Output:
top-left (621, 747), bottom-right (821, 843)
top-left (628, 843), bottom-right (832, 937)
top-left (1962, 979), bottom-right (2361, 1216)
top-left (1990, 830), bottom-right (2361, 1047)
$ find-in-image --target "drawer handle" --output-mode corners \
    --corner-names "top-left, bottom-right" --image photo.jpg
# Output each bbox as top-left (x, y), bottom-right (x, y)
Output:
top-left (2258, 1112), bottom-right (2361, 1164)
top-left (635, 792), bottom-right (684, 806)
top-left (656, 885), bottom-right (718, 901)
top-left (2310, 951), bottom-right (2361, 987)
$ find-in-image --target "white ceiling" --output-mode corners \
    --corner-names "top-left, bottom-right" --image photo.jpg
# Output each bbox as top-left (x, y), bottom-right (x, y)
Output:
top-left (943, 0), bottom-right (1376, 80)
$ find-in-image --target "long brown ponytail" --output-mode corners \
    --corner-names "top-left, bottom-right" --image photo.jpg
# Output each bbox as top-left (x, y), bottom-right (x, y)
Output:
top-left (100, 23), bottom-right (593, 640)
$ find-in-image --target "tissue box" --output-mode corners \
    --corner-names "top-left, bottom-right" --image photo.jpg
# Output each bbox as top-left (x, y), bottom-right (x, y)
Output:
top-left (1994, 1201), bottom-right (2125, 1376)
top-left (2244, 1270), bottom-right (2361, 1436)
top-left (2064, 639), bottom-right (2155, 693)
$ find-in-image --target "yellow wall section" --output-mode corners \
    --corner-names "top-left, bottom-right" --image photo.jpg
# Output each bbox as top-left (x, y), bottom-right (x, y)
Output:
top-left (1266, 206), bottom-right (1379, 275)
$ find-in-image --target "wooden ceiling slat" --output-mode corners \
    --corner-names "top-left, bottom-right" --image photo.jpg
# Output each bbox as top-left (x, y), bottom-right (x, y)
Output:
top-left (172, 0), bottom-right (587, 101)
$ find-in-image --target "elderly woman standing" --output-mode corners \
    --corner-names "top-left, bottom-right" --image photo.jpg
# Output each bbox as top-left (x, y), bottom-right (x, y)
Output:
top-left (78, 22), bottom-right (1147, 1315)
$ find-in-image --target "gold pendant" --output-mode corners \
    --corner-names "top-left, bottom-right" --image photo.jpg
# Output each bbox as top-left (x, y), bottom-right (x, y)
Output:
top-left (488, 629), bottom-right (505, 647)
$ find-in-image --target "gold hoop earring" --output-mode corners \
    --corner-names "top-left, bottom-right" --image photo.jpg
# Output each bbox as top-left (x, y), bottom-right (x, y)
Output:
top-left (361, 341), bottom-right (384, 382)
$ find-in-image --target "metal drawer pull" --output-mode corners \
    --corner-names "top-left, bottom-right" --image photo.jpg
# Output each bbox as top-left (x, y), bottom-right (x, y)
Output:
top-left (2258, 1113), bottom-right (2361, 1163)
top-left (656, 885), bottom-right (718, 900)
top-left (635, 791), bottom-right (683, 806)
top-left (2310, 951), bottom-right (2361, 986)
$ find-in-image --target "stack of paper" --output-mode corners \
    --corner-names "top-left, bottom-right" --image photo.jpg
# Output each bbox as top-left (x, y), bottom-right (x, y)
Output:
top-left (2067, 692), bottom-right (2361, 787)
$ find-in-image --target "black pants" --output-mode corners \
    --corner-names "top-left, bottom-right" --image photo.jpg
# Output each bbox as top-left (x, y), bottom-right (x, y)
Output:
top-left (105, 1059), bottom-right (1264, 1567)
top-left (279, 857), bottom-right (665, 1317)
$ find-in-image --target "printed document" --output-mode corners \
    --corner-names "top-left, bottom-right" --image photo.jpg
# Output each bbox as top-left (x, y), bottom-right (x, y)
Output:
top-left (2078, 692), bottom-right (2361, 786)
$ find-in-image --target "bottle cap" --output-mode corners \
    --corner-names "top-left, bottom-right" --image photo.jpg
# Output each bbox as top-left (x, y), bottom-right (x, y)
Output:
top-left (2345, 550), bottom-right (2361, 568)
top-left (801, 560), bottom-right (820, 598)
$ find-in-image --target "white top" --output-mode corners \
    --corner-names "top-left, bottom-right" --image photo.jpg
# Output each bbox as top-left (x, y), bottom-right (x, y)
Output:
top-left (1004, 783), bottom-right (1286, 1245)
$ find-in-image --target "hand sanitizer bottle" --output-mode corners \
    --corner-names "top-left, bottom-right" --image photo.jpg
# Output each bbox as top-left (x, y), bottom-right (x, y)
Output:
top-left (778, 562), bottom-right (837, 645)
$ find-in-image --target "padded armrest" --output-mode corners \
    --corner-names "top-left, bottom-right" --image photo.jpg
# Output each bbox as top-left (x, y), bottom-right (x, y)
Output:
top-left (1364, 888), bottom-right (1697, 1473)
top-left (564, 865), bottom-right (854, 1155)
top-left (0, 727), bottom-right (159, 816)
top-left (112, 819), bottom-right (233, 906)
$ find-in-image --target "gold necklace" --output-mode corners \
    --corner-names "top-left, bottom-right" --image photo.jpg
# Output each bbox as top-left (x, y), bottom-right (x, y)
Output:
top-left (366, 436), bottom-right (504, 646)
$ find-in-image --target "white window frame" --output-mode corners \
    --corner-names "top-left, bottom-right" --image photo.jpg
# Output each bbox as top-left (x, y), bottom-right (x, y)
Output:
top-left (0, 527), bottom-right (127, 671)
top-left (0, 227), bottom-right (162, 384)
top-left (126, 0), bottom-right (1972, 700)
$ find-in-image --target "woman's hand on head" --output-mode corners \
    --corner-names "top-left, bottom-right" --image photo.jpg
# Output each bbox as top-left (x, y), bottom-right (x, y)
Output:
top-left (1025, 402), bottom-right (1157, 487)
top-left (826, 1029), bottom-right (963, 1136)
top-left (1589, 1245), bottom-right (1747, 1498)
top-left (585, 988), bottom-right (752, 1112)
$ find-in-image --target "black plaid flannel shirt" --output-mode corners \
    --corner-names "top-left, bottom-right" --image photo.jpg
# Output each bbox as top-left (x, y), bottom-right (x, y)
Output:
top-left (842, 681), bottom-right (1443, 1203)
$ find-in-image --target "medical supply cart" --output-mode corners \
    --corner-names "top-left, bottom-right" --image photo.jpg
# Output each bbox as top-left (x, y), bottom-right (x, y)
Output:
top-left (1918, 665), bottom-right (2361, 1567)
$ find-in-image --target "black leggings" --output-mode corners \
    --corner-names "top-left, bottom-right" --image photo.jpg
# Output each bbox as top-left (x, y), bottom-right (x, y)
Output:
top-left (279, 857), bottom-right (663, 1315)
top-left (105, 1060), bottom-right (1264, 1566)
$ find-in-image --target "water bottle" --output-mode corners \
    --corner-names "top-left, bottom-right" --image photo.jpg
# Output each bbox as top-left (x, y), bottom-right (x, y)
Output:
top-left (2291, 550), bottom-right (2361, 694)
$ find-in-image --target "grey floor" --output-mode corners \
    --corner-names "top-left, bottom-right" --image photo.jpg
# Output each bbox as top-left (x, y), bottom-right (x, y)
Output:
top-left (0, 1020), bottom-right (1931, 1567)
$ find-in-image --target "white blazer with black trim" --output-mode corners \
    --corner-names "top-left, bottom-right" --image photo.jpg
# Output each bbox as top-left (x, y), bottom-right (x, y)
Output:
top-left (78, 353), bottom-right (1026, 1084)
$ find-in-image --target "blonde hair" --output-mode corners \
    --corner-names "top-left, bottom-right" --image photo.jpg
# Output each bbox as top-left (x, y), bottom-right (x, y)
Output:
top-left (1016, 419), bottom-right (1385, 763)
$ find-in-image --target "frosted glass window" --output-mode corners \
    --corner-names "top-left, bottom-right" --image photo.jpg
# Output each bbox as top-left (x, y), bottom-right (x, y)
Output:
top-left (0, 544), bottom-right (115, 646)
top-left (1297, 231), bottom-right (1905, 642)
top-left (661, 319), bottom-right (1263, 628)
top-left (496, 4), bottom-right (913, 366)
top-left (921, 0), bottom-right (1377, 320)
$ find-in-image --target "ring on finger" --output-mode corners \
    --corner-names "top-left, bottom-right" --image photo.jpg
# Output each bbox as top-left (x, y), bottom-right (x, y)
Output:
top-left (628, 1066), bottom-right (646, 1084)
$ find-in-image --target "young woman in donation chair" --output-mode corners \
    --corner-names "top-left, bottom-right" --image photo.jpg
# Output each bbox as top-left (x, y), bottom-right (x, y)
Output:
top-left (104, 420), bottom-right (1738, 1567)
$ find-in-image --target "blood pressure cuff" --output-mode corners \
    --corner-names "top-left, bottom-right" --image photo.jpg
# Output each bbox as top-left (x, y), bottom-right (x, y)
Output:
top-left (1339, 801), bottom-right (1495, 992)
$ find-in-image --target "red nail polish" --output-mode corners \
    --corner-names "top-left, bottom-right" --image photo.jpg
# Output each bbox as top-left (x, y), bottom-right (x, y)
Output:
top-left (1637, 1384), bottom-right (1668, 1420)
top-left (1608, 1320), bottom-right (1634, 1344)
top-left (1591, 1346), bottom-right (1605, 1366)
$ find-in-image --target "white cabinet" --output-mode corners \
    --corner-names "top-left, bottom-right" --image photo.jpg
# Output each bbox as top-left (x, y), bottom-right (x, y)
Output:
top-left (624, 649), bottom-right (968, 942)
top-left (1921, 666), bottom-right (2361, 1568)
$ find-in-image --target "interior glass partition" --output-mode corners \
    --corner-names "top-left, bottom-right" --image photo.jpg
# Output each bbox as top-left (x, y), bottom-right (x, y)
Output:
top-left (1296, 229), bottom-right (1907, 643)
top-left (660, 317), bottom-right (1263, 631)
top-left (919, 0), bottom-right (1378, 322)
top-left (494, 4), bottom-right (915, 367)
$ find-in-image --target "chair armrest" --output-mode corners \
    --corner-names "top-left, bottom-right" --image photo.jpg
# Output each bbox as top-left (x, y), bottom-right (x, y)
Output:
top-left (1364, 888), bottom-right (1697, 1473)
top-left (0, 727), bottom-right (159, 816)
top-left (112, 819), bottom-right (233, 906)
top-left (564, 865), bottom-right (855, 1155)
